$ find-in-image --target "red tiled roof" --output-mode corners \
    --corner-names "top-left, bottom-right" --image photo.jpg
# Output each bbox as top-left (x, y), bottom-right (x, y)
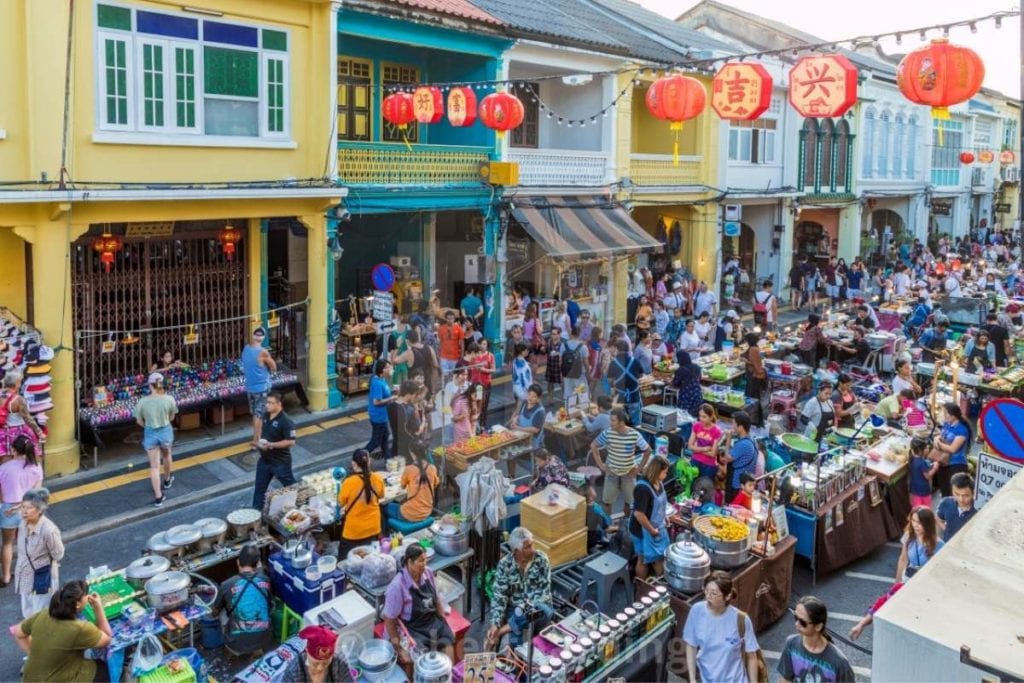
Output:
top-left (391, 0), bottom-right (504, 25)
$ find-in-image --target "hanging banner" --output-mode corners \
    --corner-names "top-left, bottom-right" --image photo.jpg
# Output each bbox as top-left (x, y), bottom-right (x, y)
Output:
top-left (788, 54), bottom-right (858, 118)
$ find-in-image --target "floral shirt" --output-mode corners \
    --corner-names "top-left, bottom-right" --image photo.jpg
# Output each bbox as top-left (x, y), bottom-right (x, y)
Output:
top-left (490, 550), bottom-right (552, 626)
top-left (531, 457), bottom-right (570, 493)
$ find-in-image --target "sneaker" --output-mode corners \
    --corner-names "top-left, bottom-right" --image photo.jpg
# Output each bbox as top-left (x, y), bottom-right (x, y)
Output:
top-left (162, 475), bottom-right (175, 490)
top-left (153, 495), bottom-right (166, 508)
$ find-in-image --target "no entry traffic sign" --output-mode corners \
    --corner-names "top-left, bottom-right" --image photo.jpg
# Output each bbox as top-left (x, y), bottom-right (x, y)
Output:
top-left (979, 398), bottom-right (1024, 463)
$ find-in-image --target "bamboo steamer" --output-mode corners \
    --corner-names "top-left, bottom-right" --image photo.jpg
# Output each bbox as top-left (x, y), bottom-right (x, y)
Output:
top-left (520, 485), bottom-right (586, 544)
top-left (532, 528), bottom-right (588, 567)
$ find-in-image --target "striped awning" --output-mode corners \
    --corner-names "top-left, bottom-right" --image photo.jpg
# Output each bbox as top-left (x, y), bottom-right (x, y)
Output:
top-left (510, 195), bottom-right (661, 260)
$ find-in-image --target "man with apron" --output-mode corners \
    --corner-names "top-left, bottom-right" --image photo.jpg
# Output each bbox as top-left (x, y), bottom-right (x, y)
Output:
top-left (382, 545), bottom-right (454, 667)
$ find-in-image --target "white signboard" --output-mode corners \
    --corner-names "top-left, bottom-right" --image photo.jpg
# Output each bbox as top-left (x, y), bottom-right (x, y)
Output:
top-left (974, 452), bottom-right (1023, 509)
top-left (372, 290), bottom-right (394, 322)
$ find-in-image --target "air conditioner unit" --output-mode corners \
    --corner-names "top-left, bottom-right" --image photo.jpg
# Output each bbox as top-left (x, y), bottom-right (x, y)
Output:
top-left (1002, 166), bottom-right (1020, 183)
top-left (464, 254), bottom-right (496, 284)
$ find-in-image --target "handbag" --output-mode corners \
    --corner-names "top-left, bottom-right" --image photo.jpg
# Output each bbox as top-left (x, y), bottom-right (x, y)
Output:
top-left (736, 610), bottom-right (770, 683)
top-left (26, 553), bottom-right (52, 595)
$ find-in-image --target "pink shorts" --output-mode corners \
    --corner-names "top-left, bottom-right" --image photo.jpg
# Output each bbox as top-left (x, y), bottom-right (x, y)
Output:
top-left (910, 494), bottom-right (932, 508)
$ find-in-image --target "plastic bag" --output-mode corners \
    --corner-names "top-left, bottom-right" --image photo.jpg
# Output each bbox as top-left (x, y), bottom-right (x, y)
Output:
top-left (130, 633), bottom-right (164, 677)
top-left (361, 552), bottom-right (397, 588)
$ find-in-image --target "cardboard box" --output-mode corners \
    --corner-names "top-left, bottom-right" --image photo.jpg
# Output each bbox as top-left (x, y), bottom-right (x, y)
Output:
top-left (207, 405), bottom-right (234, 425)
top-left (520, 484), bottom-right (586, 544)
top-left (177, 412), bottom-right (201, 431)
top-left (533, 527), bottom-right (587, 567)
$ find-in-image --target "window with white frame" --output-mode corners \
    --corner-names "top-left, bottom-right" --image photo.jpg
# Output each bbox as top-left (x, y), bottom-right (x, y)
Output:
top-left (861, 108), bottom-right (875, 178)
top-left (1004, 118), bottom-right (1018, 150)
top-left (930, 118), bottom-right (964, 187)
top-left (877, 110), bottom-right (891, 178)
top-left (95, 2), bottom-right (289, 140)
top-left (727, 118), bottom-right (777, 164)
top-left (974, 119), bottom-right (993, 147)
top-left (906, 115), bottom-right (918, 178)
top-left (892, 114), bottom-right (905, 181)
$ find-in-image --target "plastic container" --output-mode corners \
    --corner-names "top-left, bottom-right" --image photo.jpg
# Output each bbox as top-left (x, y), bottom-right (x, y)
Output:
top-left (269, 550), bottom-right (346, 615)
top-left (434, 570), bottom-right (466, 616)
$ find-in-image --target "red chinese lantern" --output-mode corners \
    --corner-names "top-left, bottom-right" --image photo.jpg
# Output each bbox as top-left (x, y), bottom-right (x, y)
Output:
top-left (978, 150), bottom-right (995, 164)
top-left (711, 63), bottom-right (772, 121)
top-left (447, 87), bottom-right (477, 127)
top-left (478, 92), bottom-right (524, 137)
top-left (382, 92), bottom-right (416, 129)
top-left (959, 151), bottom-right (975, 164)
top-left (645, 75), bottom-right (707, 164)
top-left (1000, 150), bottom-right (1016, 165)
top-left (91, 232), bottom-right (123, 273)
top-left (897, 39), bottom-right (984, 119)
top-left (218, 224), bottom-right (242, 261)
top-left (935, 262), bottom-right (946, 276)
top-left (412, 86), bottom-right (443, 124)
top-left (951, 258), bottom-right (962, 272)
top-left (788, 55), bottom-right (858, 118)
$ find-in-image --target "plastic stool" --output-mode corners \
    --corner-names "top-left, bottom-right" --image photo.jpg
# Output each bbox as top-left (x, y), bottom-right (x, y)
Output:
top-left (769, 391), bottom-right (797, 415)
top-left (577, 551), bottom-right (632, 612)
top-left (276, 602), bottom-right (302, 642)
top-left (387, 515), bottom-right (434, 535)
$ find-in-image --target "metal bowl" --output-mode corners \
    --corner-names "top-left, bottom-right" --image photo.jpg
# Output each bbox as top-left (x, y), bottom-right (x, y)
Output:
top-left (691, 515), bottom-right (751, 569)
top-left (357, 639), bottom-right (397, 682)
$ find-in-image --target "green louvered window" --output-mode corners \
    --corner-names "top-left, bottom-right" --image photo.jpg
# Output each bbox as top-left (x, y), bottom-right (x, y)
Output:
top-left (174, 46), bottom-right (196, 129)
top-left (102, 36), bottom-right (130, 126)
top-left (141, 42), bottom-right (165, 127)
top-left (265, 56), bottom-right (286, 134)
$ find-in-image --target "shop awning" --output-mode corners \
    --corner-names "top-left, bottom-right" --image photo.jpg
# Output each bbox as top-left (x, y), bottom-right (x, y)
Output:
top-left (510, 195), bottom-right (661, 260)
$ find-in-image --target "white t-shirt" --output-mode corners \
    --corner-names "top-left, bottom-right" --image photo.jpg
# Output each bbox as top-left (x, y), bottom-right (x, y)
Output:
top-left (893, 272), bottom-right (911, 296)
top-left (682, 602), bottom-right (758, 683)
top-left (695, 320), bottom-right (712, 344)
top-left (944, 276), bottom-right (962, 298)
top-left (679, 331), bottom-right (704, 360)
top-left (695, 291), bottom-right (718, 317)
top-left (754, 291), bottom-right (775, 323)
top-left (892, 375), bottom-right (916, 396)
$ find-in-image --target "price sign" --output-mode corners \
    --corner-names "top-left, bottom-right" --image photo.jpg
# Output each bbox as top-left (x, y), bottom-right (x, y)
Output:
top-left (974, 452), bottom-right (1023, 509)
top-left (183, 324), bottom-right (199, 346)
top-left (101, 340), bottom-right (117, 354)
top-left (462, 652), bottom-right (495, 683)
top-left (372, 291), bottom-right (394, 322)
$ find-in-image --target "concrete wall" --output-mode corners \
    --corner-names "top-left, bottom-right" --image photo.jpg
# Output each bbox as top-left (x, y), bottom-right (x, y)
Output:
top-left (0, 230), bottom-right (27, 320)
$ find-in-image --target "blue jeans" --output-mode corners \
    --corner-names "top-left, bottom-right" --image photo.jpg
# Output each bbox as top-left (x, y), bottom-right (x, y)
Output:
top-left (252, 457), bottom-right (296, 510)
top-left (626, 402), bottom-right (641, 428)
top-left (506, 602), bottom-right (555, 647)
top-left (365, 421), bottom-right (391, 459)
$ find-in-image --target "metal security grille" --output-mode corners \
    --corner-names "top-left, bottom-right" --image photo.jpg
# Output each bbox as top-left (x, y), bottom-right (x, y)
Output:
top-left (72, 225), bottom-right (248, 402)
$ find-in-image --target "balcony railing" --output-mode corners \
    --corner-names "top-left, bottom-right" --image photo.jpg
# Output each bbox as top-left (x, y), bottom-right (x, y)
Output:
top-left (338, 142), bottom-right (491, 186)
top-left (629, 154), bottom-right (703, 187)
top-left (507, 148), bottom-right (611, 186)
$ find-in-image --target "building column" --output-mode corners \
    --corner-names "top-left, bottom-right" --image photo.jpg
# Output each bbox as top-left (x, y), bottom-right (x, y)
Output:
top-left (14, 220), bottom-right (89, 477)
top-left (247, 218), bottom-right (267, 332)
top-left (483, 209), bottom-right (503, 364)
top-left (778, 201), bottom-right (796, 299)
top-left (325, 217), bottom-right (342, 408)
top-left (837, 203), bottom-right (862, 261)
top-left (693, 204), bottom-right (719, 289)
top-left (301, 213), bottom-right (330, 411)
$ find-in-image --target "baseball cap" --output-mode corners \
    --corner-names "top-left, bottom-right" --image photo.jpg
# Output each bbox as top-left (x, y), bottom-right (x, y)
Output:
top-left (725, 310), bottom-right (738, 320)
top-left (252, 327), bottom-right (267, 339)
top-left (148, 372), bottom-right (164, 385)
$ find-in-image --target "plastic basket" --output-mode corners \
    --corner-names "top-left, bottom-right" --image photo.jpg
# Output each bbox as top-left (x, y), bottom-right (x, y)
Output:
top-left (83, 574), bottom-right (136, 622)
top-left (139, 660), bottom-right (196, 683)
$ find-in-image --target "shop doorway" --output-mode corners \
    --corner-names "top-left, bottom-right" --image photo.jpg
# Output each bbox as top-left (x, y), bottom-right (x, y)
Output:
top-left (795, 221), bottom-right (828, 265)
top-left (862, 209), bottom-right (906, 267)
top-left (722, 223), bottom-right (756, 299)
top-left (434, 210), bottom-right (485, 311)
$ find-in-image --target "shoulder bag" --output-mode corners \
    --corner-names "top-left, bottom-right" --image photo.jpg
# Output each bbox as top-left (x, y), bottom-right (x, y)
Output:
top-left (735, 609), bottom-right (770, 683)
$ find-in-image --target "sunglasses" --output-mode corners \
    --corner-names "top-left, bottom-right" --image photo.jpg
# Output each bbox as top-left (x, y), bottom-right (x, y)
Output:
top-left (794, 616), bottom-right (814, 628)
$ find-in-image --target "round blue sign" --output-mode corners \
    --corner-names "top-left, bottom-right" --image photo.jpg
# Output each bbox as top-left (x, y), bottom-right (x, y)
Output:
top-left (724, 221), bottom-right (741, 237)
top-left (371, 263), bottom-right (395, 292)
top-left (980, 398), bottom-right (1024, 463)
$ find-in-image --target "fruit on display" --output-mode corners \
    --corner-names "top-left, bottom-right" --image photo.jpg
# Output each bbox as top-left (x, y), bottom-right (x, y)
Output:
top-left (446, 431), bottom-right (517, 455)
top-left (694, 515), bottom-right (748, 542)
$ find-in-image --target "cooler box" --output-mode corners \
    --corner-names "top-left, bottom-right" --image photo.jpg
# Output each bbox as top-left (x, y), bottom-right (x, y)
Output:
top-left (303, 591), bottom-right (376, 657)
top-left (503, 492), bottom-right (524, 532)
top-left (268, 551), bottom-right (346, 615)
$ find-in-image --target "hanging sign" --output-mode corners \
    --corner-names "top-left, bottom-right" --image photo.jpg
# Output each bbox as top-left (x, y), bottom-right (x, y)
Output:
top-left (1000, 150), bottom-right (1016, 165)
top-left (711, 62), bottom-right (773, 121)
top-left (978, 398), bottom-right (1024, 463)
top-left (101, 333), bottom-right (117, 354)
top-left (974, 452), bottom-right (1023, 509)
top-left (371, 263), bottom-right (395, 292)
top-left (788, 54), bottom-right (858, 118)
top-left (413, 86), bottom-right (443, 124)
top-left (267, 310), bottom-right (281, 329)
top-left (724, 221), bottom-right (741, 237)
top-left (447, 87), bottom-right (478, 127)
top-left (183, 324), bottom-right (198, 346)
top-left (372, 291), bottom-right (394, 322)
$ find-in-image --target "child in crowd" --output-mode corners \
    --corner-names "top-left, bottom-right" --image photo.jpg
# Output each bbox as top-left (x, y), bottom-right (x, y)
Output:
top-left (908, 436), bottom-right (938, 508)
top-left (730, 472), bottom-right (757, 509)
top-left (585, 486), bottom-right (617, 552)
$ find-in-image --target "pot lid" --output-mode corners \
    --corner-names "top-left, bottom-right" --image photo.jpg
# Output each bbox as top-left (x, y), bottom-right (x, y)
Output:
top-left (667, 540), bottom-right (710, 563)
top-left (415, 651), bottom-right (452, 675)
top-left (145, 571), bottom-right (191, 595)
top-left (146, 532), bottom-right (175, 553)
top-left (435, 523), bottom-right (462, 537)
top-left (194, 517), bottom-right (228, 538)
top-left (127, 555), bottom-right (171, 579)
top-left (166, 524), bottom-right (202, 547)
top-left (226, 508), bottom-right (261, 525)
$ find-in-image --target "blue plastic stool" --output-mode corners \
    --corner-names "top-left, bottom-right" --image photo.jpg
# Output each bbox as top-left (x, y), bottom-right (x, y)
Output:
top-left (388, 515), bottom-right (435, 535)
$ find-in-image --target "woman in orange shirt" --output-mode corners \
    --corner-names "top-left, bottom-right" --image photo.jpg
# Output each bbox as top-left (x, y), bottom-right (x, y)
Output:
top-left (338, 450), bottom-right (385, 558)
top-left (387, 442), bottom-right (439, 524)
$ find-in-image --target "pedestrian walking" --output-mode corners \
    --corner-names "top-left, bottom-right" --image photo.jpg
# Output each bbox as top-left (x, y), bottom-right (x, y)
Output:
top-left (251, 392), bottom-right (297, 511)
top-left (15, 488), bottom-right (64, 619)
top-left (135, 372), bottom-right (178, 507)
top-left (241, 327), bottom-right (277, 448)
top-left (684, 571), bottom-right (760, 683)
top-left (778, 596), bottom-right (856, 682)
top-left (365, 359), bottom-right (396, 459)
top-left (0, 436), bottom-right (42, 586)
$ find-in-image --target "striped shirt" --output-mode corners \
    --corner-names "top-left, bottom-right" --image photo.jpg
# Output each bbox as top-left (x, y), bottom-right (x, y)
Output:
top-left (595, 427), bottom-right (650, 475)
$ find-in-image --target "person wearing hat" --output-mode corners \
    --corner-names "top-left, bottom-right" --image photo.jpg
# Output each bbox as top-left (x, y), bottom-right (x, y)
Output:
top-left (383, 544), bottom-right (455, 666)
top-left (0, 372), bottom-right (43, 459)
top-left (241, 327), bottom-right (277, 449)
top-left (279, 624), bottom-right (346, 682)
top-left (135, 372), bottom-right (178, 507)
top-left (713, 311), bottom-right (738, 352)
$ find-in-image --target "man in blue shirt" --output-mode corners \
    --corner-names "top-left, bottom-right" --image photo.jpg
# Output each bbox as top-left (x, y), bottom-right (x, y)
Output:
top-left (724, 411), bottom-right (758, 503)
top-left (918, 319), bottom-right (949, 363)
top-left (460, 287), bottom-right (483, 327)
top-left (241, 327), bottom-right (277, 448)
top-left (215, 544), bottom-right (272, 655)
top-left (365, 359), bottom-right (396, 460)
top-left (606, 340), bottom-right (644, 427)
top-left (936, 472), bottom-right (977, 542)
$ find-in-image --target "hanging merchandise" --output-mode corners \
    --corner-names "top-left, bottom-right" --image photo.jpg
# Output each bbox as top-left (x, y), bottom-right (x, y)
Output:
top-left (645, 74), bottom-right (707, 165)
top-left (413, 86), bottom-right (444, 124)
top-left (1000, 150), bottom-right (1016, 164)
top-left (711, 63), bottom-right (773, 121)
top-left (960, 151), bottom-right (976, 164)
top-left (978, 150), bottom-right (995, 164)
top-left (218, 224), bottom-right (242, 261)
top-left (788, 55), bottom-right (858, 118)
top-left (447, 87), bottom-right (477, 127)
top-left (92, 232), bottom-right (123, 273)
top-left (478, 91), bottom-right (525, 137)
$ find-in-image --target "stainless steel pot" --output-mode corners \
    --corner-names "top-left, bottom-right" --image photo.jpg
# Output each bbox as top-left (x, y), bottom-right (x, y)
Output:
top-left (166, 524), bottom-right (203, 556)
top-left (433, 524), bottom-right (468, 557)
top-left (692, 516), bottom-right (752, 569)
top-left (291, 545), bottom-right (312, 570)
top-left (194, 517), bottom-right (228, 553)
top-left (146, 532), bottom-right (182, 561)
top-left (144, 571), bottom-right (191, 613)
top-left (226, 508), bottom-right (262, 539)
top-left (664, 538), bottom-right (711, 594)
top-left (358, 640), bottom-right (397, 682)
top-left (414, 651), bottom-right (453, 683)
top-left (125, 555), bottom-right (171, 591)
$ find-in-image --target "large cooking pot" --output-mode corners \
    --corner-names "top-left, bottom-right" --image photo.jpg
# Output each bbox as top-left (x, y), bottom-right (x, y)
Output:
top-left (692, 515), bottom-right (751, 569)
top-left (166, 524), bottom-right (203, 556)
top-left (665, 538), bottom-right (711, 594)
top-left (146, 532), bottom-right (182, 561)
top-left (145, 571), bottom-right (192, 613)
top-left (433, 523), bottom-right (468, 557)
top-left (414, 651), bottom-right (453, 683)
top-left (194, 518), bottom-right (228, 553)
top-left (125, 555), bottom-right (171, 591)
top-left (357, 639), bottom-right (397, 682)
top-left (226, 508), bottom-right (262, 539)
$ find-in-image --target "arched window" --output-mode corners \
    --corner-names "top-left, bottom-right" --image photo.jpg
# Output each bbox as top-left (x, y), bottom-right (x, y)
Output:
top-left (893, 114), bottom-right (905, 180)
top-left (878, 110), bottom-right (891, 178)
top-left (862, 107), bottom-right (876, 178)
top-left (906, 115), bottom-right (918, 178)
top-left (819, 118), bottom-right (835, 189)
top-left (801, 118), bottom-right (818, 188)
top-left (835, 119), bottom-right (850, 190)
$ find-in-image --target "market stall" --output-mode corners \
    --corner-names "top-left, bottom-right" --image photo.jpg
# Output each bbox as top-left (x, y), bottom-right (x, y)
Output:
top-left (436, 429), bottom-right (532, 481)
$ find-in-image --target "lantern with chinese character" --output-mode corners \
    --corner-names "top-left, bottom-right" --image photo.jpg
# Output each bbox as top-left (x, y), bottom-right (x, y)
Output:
top-left (711, 63), bottom-right (772, 121)
top-left (1000, 150), bottom-right (1016, 165)
top-left (382, 92), bottom-right (416, 129)
top-left (788, 55), bottom-right (858, 118)
top-left (447, 87), bottom-right (477, 127)
top-left (218, 224), bottom-right (242, 260)
top-left (897, 39), bottom-right (984, 120)
top-left (412, 86), bottom-right (443, 124)
top-left (645, 74), bottom-right (707, 165)
top-left (478, 91), bottom-right (524, 138)
top-left (960, 151), bottom-right (975, 164)
top-left (92, 232), bottom-right (123, 273)
top-left (978, 150), bottom-right (995, 164)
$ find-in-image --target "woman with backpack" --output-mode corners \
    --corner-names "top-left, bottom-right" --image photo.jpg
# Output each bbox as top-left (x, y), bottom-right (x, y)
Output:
top-left (337, 450), bottom-right (385, 559)
top-left (0, 373), bottom-right (44, 460)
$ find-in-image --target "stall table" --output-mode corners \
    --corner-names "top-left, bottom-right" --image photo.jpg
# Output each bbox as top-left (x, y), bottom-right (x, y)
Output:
top-left (867, 458), bottom-right (912, 539)
top-left (438, 432), bottom-right (532, 483)
top-left (544, 418), bottom-right (586, 463)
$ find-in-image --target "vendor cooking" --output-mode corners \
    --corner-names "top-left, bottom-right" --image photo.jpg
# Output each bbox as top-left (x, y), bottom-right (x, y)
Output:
top-left (383, 544), bottom-right (455, 666)
top-left (486, 527), bottom-right (553, 649)
top-left (800, 381), bottom-right (836, 443)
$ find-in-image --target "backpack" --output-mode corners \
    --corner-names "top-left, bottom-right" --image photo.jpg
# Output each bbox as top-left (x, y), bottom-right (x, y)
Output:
top-left (561, 342), bottom-right (584, 379)
top-left (0, 393), bottom-right (15, 429)
top-left (753, 292), bottom-right (771, 322)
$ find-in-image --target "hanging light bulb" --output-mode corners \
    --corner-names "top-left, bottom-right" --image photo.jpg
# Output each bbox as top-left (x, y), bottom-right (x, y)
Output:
top-left (969, 22), bottom-right (977, 33)
top-left (919, 29), bottom-right (927, 40)
top-left (895, 32), bottom-right (902, 45)
top-left (942, 25), bottom-right (950, 37)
